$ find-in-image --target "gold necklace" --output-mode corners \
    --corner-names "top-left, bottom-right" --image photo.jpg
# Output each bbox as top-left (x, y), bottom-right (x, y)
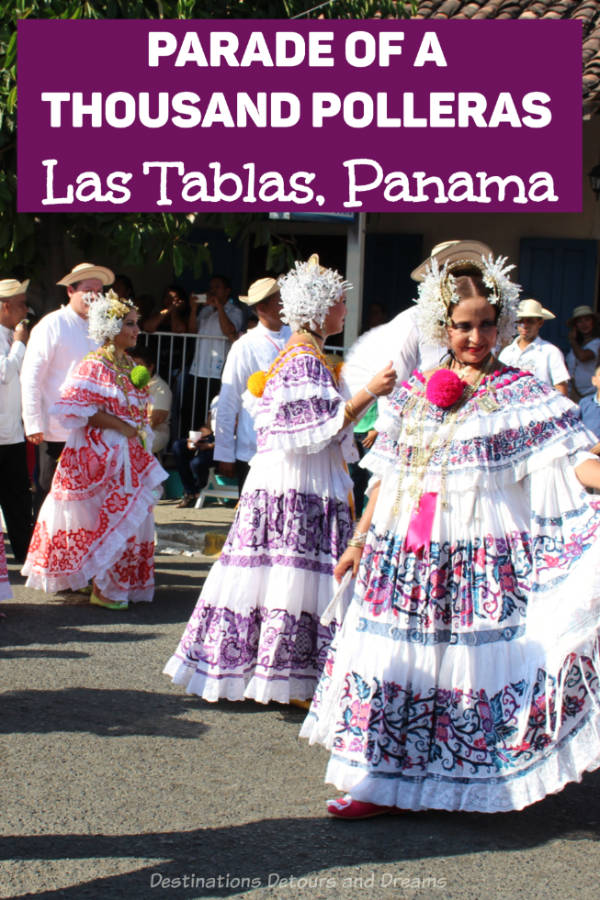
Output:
top-left (297, 328), bottom-right (325, 353)
top-left (450, 352), bottom-right (492, 382)
top-left (394, 356), bottom-right (495, 514)
top-left (97, 346), bottom-right (149, 442)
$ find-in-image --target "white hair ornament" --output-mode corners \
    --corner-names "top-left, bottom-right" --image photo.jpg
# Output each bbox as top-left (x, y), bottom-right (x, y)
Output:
top-left (88, 289), bottom-right (137, 345)
top-left (279, 253), bottom-right (351, 333)
top-left (415, 254), bottom-right (520, 349)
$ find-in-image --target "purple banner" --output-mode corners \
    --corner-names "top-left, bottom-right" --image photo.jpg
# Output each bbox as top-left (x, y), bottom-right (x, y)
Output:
top-left (17, 19), bottom-right (582, 213)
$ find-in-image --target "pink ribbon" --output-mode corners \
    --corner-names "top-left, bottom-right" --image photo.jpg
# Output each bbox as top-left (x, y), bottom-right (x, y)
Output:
top-left (404, 492), bottom-right (437, 554)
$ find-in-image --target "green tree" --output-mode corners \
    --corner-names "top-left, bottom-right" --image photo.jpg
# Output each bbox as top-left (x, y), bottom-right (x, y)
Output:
top-left (0, 0), bottom-right (411, 294)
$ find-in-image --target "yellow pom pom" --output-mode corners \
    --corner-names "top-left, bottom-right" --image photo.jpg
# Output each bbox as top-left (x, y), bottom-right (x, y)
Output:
top-left (247, 370), bottom-right (267, 397)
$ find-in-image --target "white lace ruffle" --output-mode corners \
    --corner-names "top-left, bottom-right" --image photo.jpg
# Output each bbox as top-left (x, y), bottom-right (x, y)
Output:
top-left (249, 351), bottom-right (349, 456)
top-left (52, 355), bottom-right (148, 431)
top-left (367, 374), bottom-right (596, 493)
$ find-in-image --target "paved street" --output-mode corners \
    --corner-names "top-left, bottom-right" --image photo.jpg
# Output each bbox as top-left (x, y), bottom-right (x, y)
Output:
top-left (2, 500), bottom-right (600, 900)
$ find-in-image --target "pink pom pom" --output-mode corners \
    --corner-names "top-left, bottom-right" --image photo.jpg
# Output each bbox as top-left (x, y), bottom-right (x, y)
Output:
top-left (426, 369), bottom-right (466, 408)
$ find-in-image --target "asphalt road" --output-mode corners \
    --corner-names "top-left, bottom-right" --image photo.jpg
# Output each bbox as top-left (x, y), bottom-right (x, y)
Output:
top-left (2, 501), bottom-right (600, 900)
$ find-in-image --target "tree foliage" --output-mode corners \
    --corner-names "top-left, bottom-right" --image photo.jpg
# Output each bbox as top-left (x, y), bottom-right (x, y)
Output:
top-left (0, 0), bottom-right (412, 286)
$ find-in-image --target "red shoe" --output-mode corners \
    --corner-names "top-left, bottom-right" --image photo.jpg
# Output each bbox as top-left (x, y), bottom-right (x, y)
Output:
top-left (326, 794), bottom-right (392, 819)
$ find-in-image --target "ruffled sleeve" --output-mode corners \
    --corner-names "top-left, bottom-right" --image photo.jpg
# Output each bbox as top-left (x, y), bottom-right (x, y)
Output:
top-left (52, 354), bottom-right (147, 431)
top-left (253, 346), bottom-right (347, 455)
top-left (363, 370), bottom-right (598, 493)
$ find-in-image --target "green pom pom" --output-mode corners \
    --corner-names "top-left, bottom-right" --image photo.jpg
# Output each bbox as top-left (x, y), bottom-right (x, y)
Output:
top-left (130, 364), bottom-right (151, 388)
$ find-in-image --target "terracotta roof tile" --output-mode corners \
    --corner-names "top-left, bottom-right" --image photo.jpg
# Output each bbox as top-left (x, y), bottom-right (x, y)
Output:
top-left (413, 0), bottom-right (600, 113)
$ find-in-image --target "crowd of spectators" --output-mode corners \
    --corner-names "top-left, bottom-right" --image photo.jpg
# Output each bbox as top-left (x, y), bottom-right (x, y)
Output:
top-left (2, 250), bottom-right (600, 570)
top-left (0, 262), bottom-right (290, 545)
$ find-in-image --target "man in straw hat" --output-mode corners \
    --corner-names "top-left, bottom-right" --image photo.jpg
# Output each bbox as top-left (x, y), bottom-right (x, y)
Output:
top-left (214, 276), bottom-right (291, 495)
top-left (566, 305), bottom-right (600, 400)
top-left (499, 298), bottom-right (569, 396)
top-left (171, 276), bottom-right (288, 507)
top-left (343, 239), bottom-right (493, 397)
top-left (0, 277), bottom-right (33, 562)
top-left (410, 239), bottom-right (494, 283)
top-left (21, 262), bottom-right (114, 495)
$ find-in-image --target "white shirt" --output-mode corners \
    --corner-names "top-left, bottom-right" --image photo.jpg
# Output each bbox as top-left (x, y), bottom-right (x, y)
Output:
top-left (389, 306), bottom-right (445, 378)
top-left (214, 321), bottom-right (291, 463)
top-left (567, 337), bottom-right (600, 397)
top-left (0, 324), bottom-right (26, 444)
top-left (342, 306), bottom-right (443, 404)
top-left (21, 304), bottom-right (98, 441)
top-left (189, 302), bottom-right (244, 379)
top-left (148, 373), bottom-right (172, 454)
top-left (499, 336), bottom-right (570, 387)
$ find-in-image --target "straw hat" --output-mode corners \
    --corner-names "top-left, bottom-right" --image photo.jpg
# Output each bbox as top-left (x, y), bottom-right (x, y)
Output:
top-left (0, 278), bottom-right (29, 299)
top-left (567, 305), bottom-right (598, 327)
top-left (57, 262), bottom-right (114, 287)
top-left (516, 298), bottom-right (555, 320)
top-left (411, 240), bottom-right (494, 282)
top-left (238, 277), bottom-right (279, 306)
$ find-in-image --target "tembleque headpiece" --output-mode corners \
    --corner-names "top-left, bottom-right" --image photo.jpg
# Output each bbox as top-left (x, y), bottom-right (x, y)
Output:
top-left (88, 289), bottom-right (137, 344)
top-left (415, 254), bottom-right (521, 349)
top-left (279, 254), bottom-right (351, 333)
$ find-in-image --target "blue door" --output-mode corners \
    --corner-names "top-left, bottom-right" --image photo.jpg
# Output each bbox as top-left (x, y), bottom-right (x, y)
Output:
top-left (364, 233), bottom-right (423, 327)
top-left (519, 238), bottom-right (598, 353)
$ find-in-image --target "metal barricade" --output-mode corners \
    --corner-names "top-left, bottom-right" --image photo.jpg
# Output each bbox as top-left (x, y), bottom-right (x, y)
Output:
top-left (139, 331), bottom-right (230, 440)
top-left (139, 330), bottom-right (345, 443)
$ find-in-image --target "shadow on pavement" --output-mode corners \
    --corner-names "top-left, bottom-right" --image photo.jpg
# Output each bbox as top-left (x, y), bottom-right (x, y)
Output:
top-left (1, 687), bottom-right (208, 739)
top-left (3, 779), bottom-right (600, 899)
top-left (0, 607), bottom-right (158, 649)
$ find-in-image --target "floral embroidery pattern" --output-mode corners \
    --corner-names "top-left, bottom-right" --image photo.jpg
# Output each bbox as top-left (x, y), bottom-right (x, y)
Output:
top-left (220, 488), bottom-right (352, 572)
top-left (52, 428), bottom-right (154, 501)
top-left (24, 352), bottom-right (163, 598)
top-left (356, 531), bottom-right (531, 630)
top-left (57, 353), bottom-right (149, 424)
top-left (324, 652), bottom-right (600, 783)
top-left (107, 535), bottom-right (154, 591)
top-left (371, 369), bottom-right (588, 480)
top-left (256, 352), bottom-right (342, 449)
top-left (176, 604), bottom-right (335, 680)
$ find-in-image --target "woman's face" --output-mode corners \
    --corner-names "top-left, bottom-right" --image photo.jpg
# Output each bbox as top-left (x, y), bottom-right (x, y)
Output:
top-left (114, 311), bottom-right (140, 351)
top-left (576, 315), bottom-right (595, 336)
top-left (447, 295), bottom-right (498, 367)
top-left (322, 294), bottom-right (347, 337)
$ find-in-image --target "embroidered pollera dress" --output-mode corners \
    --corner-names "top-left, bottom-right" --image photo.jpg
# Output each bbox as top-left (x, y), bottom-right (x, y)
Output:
top-left (164, 343), bottom-right (354, 703)
top-left (22, 351), bottom-right (167, 604)
top-left (300, 366), bottom-right (600, 812)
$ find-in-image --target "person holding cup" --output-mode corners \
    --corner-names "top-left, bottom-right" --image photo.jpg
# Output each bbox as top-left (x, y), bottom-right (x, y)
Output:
top-left (170, 408), bottom-right (216, 508)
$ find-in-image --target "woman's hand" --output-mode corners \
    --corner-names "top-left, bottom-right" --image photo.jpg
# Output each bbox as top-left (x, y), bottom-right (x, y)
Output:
top-left (334, 546), bottom-right (363, 582)
top-left (88, 411), bottom-right (138, 439)
top-left (361, 429), bottom-right (378, 450)
top-left (575, 458), bottom-right (600, 489)
top-left (120, 422), bottom-right (138, 440)
top-left (367, 361), bottom-right (396, 397)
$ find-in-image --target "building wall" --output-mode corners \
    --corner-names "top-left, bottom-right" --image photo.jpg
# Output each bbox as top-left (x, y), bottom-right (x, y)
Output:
top-left (367, 117), bottom-right (600, 289)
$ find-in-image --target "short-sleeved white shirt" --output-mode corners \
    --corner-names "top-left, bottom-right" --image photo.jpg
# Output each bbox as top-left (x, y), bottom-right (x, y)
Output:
top-left (566, 337), bottom-right (600, 397)
top-left (499, 336), bottom-right (570, 388)
top-left (148, 373), bottom-right (172, 453)
top-left (189, 303), bottom-right (244, 379)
